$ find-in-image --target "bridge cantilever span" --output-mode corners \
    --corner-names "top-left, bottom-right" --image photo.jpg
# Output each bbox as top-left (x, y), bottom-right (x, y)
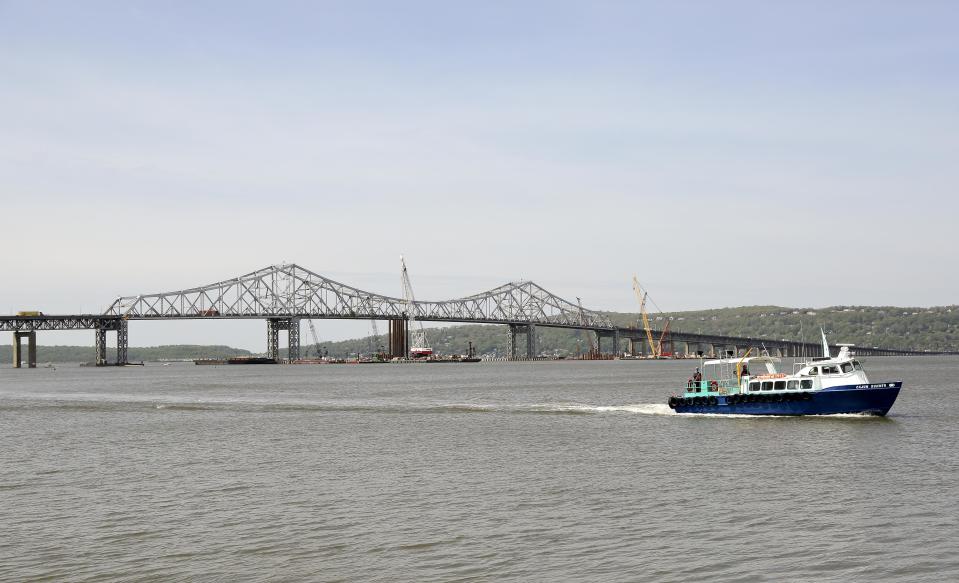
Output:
top-left (100, 263), bottom-right (613, 360)
top-left (104, 263), bottom-right (614, 328)
top-left (3, 263), bottom-right (951, 366)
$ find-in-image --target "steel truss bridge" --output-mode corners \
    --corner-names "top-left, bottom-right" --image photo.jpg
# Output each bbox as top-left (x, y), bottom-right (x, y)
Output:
top-left (2, 263), bottom-right (954, 367)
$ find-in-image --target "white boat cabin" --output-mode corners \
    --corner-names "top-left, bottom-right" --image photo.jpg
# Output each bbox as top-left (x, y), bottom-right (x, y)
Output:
top-left (683, 346), bottom-right (870, 398)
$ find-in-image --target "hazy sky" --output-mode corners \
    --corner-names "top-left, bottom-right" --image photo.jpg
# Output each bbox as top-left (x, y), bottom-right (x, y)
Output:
top-left (2, 1), bottom-right (957, 349)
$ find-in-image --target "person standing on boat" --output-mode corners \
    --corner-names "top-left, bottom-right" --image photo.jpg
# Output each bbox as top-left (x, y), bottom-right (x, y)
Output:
top-left (692, 368), bottom-right (702, 383)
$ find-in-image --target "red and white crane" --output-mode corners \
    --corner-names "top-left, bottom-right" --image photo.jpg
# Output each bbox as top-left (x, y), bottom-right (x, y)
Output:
top-left (400, 256), bottom-right (432, 358)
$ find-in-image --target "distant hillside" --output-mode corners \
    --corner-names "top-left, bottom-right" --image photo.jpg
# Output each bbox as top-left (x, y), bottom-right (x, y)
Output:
top-left (307, 305), bottom-right (959, 357)
top-left (624, 305), bottom-right (959, 352)
top-left (0, 344), bottom-right (251, 364)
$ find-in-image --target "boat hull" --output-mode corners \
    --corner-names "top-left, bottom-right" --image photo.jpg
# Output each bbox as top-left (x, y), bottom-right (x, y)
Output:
top-left (671, 382), bottom-right (902, 416)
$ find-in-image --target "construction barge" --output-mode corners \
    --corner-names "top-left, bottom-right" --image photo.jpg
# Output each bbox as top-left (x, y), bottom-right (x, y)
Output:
top-left (194, 357), bottom-right (277, 365)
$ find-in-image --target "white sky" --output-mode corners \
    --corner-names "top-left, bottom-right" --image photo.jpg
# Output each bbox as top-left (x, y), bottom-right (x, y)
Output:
top-left (1, 2), bottom-right (957, 350)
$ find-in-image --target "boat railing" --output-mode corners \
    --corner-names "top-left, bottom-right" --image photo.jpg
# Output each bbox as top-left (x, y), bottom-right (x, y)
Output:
top-left (687, 379), bottom-right (741, 394)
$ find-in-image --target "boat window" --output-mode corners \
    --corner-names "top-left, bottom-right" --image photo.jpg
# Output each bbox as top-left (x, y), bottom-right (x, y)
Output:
top-left (761, 381), bottom-right (773, 391)
top-left (821, 365), bottom-right (839, 375)
top-left (787, 380), bottom-right (799, 390)
top-left (841, 362), bottom-right (853, 374)
top-left (801, 379), bottom-right (813, 389)
top-left (774, 380), bottom-right (786, 391)
top-left (749, 382), bottom-right (760, 392)
top-left (852, 360), bottom-right (864, 371)
top-left (808, 367), bottom-right (819, 376)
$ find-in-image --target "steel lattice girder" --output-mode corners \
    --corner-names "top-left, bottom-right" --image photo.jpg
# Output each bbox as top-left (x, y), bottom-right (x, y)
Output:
top-left (0, 316), bottom-right (123, 332)
top-left (102, 264), bottom-right (616, 329)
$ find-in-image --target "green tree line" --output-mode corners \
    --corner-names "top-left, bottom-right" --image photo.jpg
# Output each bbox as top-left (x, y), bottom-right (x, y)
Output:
top-left (0, 344), bottom-right (251, 364)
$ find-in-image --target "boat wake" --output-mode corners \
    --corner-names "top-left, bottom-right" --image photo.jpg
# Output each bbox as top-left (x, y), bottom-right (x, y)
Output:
top-left (0, 393), bottom-right (883, 418)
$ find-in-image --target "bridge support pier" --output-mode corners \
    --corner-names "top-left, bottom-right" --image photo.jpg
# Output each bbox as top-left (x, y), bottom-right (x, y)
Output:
top-left (388, 318), bottom-right (408, 359)
top-left (12, 331), bottom-right (37, 368)
top-left (95, 320), bottom-right (128, 366)
top-left (117, 320), bottom-right (128, 365)
top-left (267, 318), bottom-right (300, 362)
top-left (634, 338), bottom-right (648, 357)
top-left (507, 324), bottom-right (536, 359)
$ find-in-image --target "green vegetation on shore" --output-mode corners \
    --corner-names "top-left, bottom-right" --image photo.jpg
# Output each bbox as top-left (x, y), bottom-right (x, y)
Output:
top-left (0, 344), bottom-right (251, 364)
top-left (621, 305), bottom-right (959, 352)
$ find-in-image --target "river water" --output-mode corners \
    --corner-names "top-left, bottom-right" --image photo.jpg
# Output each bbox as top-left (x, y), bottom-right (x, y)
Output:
top-left (1, 357), bottom-right (957, 582)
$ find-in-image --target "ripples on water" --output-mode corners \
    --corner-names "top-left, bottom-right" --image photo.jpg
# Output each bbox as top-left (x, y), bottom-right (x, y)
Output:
top-left (1, 358), bottom-right (957, 582)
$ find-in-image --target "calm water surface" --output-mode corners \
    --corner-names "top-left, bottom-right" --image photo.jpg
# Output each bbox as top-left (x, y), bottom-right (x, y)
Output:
top-left (1, 357), bottom-right (958, 582)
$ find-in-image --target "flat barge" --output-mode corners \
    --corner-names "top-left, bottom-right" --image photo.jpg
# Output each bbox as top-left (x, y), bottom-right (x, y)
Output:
top-left (194, 357), bottom-right (277, 365)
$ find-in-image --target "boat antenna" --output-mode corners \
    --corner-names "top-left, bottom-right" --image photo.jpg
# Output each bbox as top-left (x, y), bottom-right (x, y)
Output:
top-left (799, 319), bottom-right (804, 362)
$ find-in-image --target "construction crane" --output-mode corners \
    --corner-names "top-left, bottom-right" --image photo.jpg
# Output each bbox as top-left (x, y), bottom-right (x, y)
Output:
top-left (576, 297), bottom-right (597, 356)
top-left (632, 276), bottom-right (659, 357)
top-left (657, 320), bottom-right (673, 358)
top-left (369, 319), bottom-right (385, 360)
top-left (400, 256), bottom-right (432, 358)
top-left (306, 318), bottom-right (323, 359)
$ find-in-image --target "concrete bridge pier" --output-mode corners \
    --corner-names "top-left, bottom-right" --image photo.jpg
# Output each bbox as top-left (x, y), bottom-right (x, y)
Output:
top-left (629, 336), bottom-right (650, 357)
top-left (388, 318), bottom-right (408, 358)
top-left (12, 331), bottom-right (37, 368)
top-left (267, 318), bottom-right (300, 362)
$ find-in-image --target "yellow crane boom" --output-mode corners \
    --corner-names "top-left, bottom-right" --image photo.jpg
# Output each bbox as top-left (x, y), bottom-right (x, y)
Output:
top-left (632, 276), bottom-right (658, 357)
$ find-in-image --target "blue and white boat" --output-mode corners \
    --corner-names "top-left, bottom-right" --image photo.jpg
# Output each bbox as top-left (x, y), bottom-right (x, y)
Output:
top-left (667, 332), bottom-right (901, 416)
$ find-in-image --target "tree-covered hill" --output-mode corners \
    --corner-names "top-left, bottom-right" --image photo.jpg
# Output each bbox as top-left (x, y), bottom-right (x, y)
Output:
top-left (621, 305), bottom-right (959, 352)
top-left (310, 304), bottom-right (959, 357)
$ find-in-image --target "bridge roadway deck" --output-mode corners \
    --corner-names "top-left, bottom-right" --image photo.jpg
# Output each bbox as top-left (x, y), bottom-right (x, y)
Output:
top-left (2, 314), bottom-right (956, 364)
top-left (1, 315), bottom-right (122, 332)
